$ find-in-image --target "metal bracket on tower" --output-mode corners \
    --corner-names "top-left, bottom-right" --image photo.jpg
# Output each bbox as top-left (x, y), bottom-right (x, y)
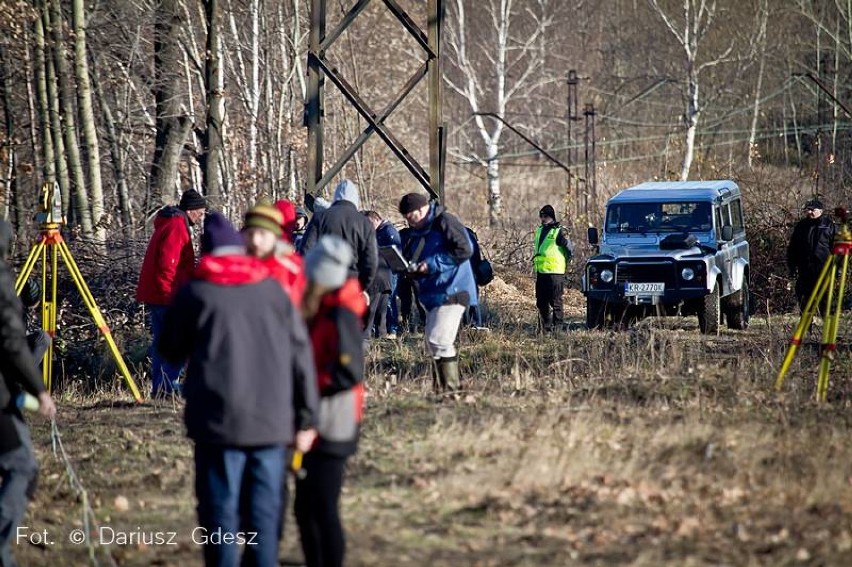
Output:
top-left (305, 0), bottom-right (445, 205)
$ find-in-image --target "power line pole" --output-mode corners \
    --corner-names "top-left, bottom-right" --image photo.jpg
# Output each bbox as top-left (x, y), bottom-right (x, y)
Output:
top-left (304, 0), bottom-right (445, 205)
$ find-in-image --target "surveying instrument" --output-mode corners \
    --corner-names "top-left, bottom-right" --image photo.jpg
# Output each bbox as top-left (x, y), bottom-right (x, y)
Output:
top-left (776, 207), bottom-right (852, 402)
top-left (13, 182), bottom-right (142, 402)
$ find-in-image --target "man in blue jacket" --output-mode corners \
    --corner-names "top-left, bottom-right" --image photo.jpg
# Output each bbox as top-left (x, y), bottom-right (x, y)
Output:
top-left (398, 193), bottom-right (476, 394)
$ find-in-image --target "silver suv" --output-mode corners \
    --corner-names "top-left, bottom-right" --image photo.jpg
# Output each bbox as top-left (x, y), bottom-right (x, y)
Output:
top-left (582, 180), bottom-right (750, 333)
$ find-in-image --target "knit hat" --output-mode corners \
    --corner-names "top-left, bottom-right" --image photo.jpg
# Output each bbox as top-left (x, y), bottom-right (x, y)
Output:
top-left (804, 198), bottom-right (824, 210)
top-left (201, 212), bottom-right (245, 255)
top-left (399, 192), bottom-right (430, 215)
top-left (179, 189), bottom-right (208, 211)
top-left (295, 207), bottom-right (308, 220)
top-left (273, 200), bottom-right (297, 242)
top-left (244, 204), bottom-right (284, 237)
top-left (304, 235), bottom-right (353, 290)
top-left (539, 204), bottom-right (556, 219)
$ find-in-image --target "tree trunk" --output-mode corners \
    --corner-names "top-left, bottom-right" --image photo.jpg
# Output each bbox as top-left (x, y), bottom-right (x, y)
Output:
top-left (203, 0), bottom-right (224, 203)
top-left (0, 48), bottom-right (16, 229)
top-left (680, 66), bottom-right (699, 181)
top-left (72, 0), bottom-right (105, 241)
top-left (90, 51), bottom-right (133, 233)
top-left (49, 0), bottom-right (93, 236)
top-left (40, 3), bottom-right (70, 217)
top-left (486, 143), bottom-right (501, 226)
top-left (150, 0), bottom-right (192, 209)
top-left (33, 15), bottom-right (55, 188)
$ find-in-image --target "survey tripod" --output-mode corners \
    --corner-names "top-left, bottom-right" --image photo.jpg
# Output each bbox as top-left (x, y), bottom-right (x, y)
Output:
top-left (14, 183), bottom-right (142, 402)
top-left (776, 209), bottom-right (852, 402)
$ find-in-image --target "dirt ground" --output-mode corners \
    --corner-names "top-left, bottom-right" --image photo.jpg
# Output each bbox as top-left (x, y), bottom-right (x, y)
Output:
top-left (11, 280), bottom-right (852, 566)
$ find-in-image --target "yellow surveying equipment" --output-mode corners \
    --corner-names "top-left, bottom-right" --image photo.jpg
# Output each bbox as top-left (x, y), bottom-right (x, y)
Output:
top-left (14, 182), bottom-right (142, 402)
top-left (776, 208), bottom-right (852, 402)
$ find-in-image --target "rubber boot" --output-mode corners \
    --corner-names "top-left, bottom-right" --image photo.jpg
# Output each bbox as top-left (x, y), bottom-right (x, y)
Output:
top-left (437, 356), bottom-right (461, 392)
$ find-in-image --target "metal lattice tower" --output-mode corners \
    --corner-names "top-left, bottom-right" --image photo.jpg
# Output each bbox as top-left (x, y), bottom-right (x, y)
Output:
top-left (305, 0), bottom-right (445, 204)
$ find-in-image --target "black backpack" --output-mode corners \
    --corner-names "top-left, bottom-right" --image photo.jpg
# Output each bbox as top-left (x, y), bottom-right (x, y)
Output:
top-left (467, 228), bottom-right (494, 287)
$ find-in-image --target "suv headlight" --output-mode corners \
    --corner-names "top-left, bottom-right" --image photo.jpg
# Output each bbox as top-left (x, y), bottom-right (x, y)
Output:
top-left (681, 267), bottom-right (695, 281)
top-left (600, 269), bottom-right (614, 283)
top-left (588, 264), bottom-right (615, 287)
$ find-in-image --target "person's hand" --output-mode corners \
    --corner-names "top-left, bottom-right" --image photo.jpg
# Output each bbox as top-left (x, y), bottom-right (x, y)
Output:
top-left (413, 261), bottom-right (429, 274)
top-left (37, 392), bottom-right (56, 419)
top-left (362, 291), bottom-right (371, 306)
top-left (294, 428), bottom-right (317, 452)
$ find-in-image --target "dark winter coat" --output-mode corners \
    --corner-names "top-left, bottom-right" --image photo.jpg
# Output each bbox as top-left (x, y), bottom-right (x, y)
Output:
top-left (401, 204), bottom-right (477, 310)
top-left (787, 216), bottom-right (836, 277)
top-left (0, 221), bottom-right (46, 453)
top-left (158, 254), bottom-right (319, 447)
top-left (308, 278), bottom-right (367, 458)
top-left (301, 201), bottom-right (378, 292)
top-left (136, 206), bottom-right (195, 305)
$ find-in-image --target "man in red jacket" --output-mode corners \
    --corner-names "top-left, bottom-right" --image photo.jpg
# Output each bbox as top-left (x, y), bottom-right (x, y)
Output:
top-left (136, 189), bottom-right (207, 397)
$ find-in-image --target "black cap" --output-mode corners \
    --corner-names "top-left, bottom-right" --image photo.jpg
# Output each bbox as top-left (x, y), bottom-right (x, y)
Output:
top-left (399, 192), bottom-right (430, 215)
top-left (179, 189), bottom-right (208, 211)
top-left (804, 198), bottom-right (824, 210)
top-left (539, 204), bottom-right (556, 219)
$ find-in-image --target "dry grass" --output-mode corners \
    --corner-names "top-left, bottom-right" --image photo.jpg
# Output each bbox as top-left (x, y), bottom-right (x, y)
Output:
top-left (12, 285), bottom-right (852, 566)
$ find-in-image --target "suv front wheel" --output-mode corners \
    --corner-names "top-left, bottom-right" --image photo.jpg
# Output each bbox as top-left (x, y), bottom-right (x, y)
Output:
top-left (698, 282), bottom-right (720, 334)
top-left (586, 297), bottom-right (605, 329)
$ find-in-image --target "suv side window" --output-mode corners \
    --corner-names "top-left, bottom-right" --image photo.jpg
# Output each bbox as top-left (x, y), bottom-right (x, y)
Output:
top-left (730, 199), bottom-right (744, 233)
top-left (714, 206), bottom-right (723, 232)
top-left (721, 203), bottom-right (731, 227)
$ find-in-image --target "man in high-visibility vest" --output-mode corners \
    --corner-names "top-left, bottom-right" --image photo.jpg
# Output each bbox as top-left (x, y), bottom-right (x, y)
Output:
top-left (533, 205), bottom-right (573, 332)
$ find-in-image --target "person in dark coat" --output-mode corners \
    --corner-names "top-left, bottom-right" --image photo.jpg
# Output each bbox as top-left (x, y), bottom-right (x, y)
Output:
top-left (0, 219), bottom-right (56, 567)
top-left (136, 188), bottom-right (207, 397)
top-left (787, 198), bottom-right (837, 311)
top-left (295, 235), bottom-right (367, 567)
top-left (398, 193), bottom-right (476, 394)
top-left (300, 179), bottom-right (378, 293)
top-left (397, 226), bottom-right (427, 333)
top-left (363, 211), bottom-right (399, 339)
top-left (158, 212), bottom-right (319, 567)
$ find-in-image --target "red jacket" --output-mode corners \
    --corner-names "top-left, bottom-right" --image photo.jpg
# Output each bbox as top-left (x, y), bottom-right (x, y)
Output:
top-left (264, 251), bottom-right (306, 307)
top-left (308, 277), bottom-right (367, 457)
top-left (136, 207), bottom-right (195, 305)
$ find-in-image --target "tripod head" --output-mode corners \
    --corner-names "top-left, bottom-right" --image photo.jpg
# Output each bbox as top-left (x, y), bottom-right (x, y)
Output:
top-left (35, 182), bottom-right (63, 227)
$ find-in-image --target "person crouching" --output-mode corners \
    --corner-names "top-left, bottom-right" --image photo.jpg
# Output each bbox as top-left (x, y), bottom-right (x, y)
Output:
top-left (296, 235), bottom-right (367, 567)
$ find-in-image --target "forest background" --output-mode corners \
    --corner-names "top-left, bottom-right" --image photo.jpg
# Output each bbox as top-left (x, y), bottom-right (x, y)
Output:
top-left (1, 0), bottom-right (851, 308)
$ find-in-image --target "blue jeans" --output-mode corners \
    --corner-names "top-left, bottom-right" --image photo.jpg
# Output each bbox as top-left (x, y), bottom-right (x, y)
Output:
top-left (194, 444), bottom-right (286, 567)
top-left (147, 304), bottom-right (183, 396)
top-left (0, 416), bottom-right (38, 567)
top-left (386, 273), bottom-right (399, 333)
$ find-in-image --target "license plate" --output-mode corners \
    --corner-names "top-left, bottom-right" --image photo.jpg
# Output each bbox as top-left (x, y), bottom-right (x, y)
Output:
top-left (625, 282), bottom-right (665, 294)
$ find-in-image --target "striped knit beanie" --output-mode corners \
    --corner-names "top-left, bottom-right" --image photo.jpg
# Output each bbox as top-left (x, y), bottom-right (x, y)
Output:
top-left (244, 204), bottom-right (284, 237)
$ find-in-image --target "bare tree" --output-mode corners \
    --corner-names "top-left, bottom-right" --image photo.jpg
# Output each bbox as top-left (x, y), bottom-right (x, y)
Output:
top-left (202, 0), bottom-right (225, 202)
top-left (648, 0), bottom-right (734, 180)
top-left (72, 0), bottom-right (106, 241)
top-left (444, 0), bottom-right (554, 225)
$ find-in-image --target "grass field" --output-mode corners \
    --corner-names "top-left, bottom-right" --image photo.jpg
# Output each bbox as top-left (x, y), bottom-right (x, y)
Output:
top-left (11, 277), bottom-right (852, 566)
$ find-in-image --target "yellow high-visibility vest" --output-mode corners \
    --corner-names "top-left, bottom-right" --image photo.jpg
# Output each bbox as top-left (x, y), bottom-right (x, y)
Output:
top-left (533, 225), bottom-right (567, 274)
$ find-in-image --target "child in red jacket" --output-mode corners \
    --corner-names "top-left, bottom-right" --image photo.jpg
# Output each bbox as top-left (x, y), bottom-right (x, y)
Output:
top-left (296, 235), bottom-right (367, 567)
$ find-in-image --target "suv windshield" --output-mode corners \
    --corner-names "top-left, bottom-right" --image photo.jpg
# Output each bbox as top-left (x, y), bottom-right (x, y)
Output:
top-left (605, 202), bottom-right (712, 234)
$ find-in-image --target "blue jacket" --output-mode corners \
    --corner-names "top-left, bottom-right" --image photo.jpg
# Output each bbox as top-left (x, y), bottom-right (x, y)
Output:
top-left (402, 204), bottom-right (477, 310)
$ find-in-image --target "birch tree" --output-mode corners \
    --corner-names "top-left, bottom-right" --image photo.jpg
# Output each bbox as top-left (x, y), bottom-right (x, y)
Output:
top-left (72, 0), bottom-right (105, 240)
top-left (49, 0), bottom-right (93, 235)
top-left (203, 0), bottom-right (225, 202)
top-left (444, 0), bottom-right (554, 225)
top-left (648, 0), bottom-right (734, 181)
